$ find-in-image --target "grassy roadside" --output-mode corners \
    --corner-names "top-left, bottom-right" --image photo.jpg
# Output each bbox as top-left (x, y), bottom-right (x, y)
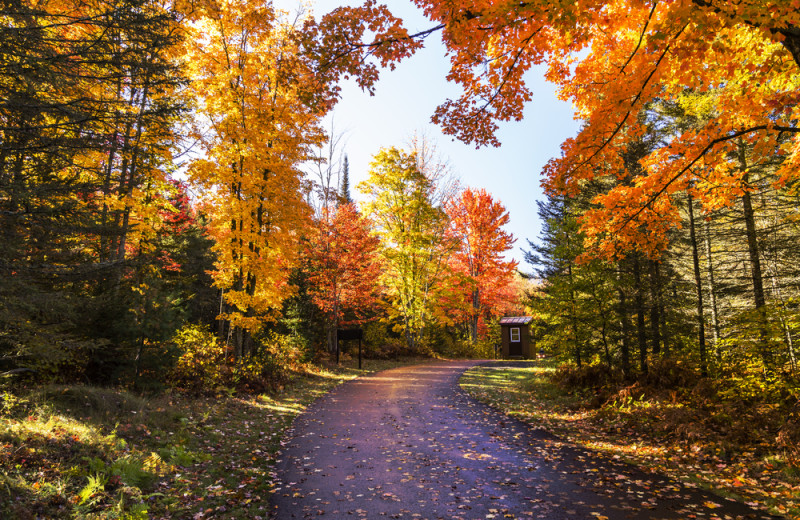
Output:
top-left (1, 356), bottom-right (429, 519)
top-left (459, 360), bottom-right (800, 520)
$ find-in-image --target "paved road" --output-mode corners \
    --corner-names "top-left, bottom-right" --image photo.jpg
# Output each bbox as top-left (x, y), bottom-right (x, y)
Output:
top-left (269, 361), bottom-right (780, 519)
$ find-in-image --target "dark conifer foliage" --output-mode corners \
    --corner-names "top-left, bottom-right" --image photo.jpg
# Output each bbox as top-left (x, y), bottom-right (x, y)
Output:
top-left (339, 154), bottom-right (353, 204)
top-left (526, 100), bottom-right (800, 386)
top-left (0, 0), bottom-right (197, 384)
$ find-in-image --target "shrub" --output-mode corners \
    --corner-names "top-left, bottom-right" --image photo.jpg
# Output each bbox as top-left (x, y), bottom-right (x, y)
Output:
top-left (29, 385), bottom-right (147, 423)
top-left (228, 332), bottom-right (296, 392)
top-left (170, 325), bottom-right (311, 393)
top-left (363, 321), bottom-right (410, 359)
top-left (552, 362), bottom-right (619, 391)
top-left (169, 324), bottom-right (228, 392)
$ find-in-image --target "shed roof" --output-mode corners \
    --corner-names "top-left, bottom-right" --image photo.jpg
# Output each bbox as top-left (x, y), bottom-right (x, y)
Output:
top-left (499, 316), bottom-right (533, 325)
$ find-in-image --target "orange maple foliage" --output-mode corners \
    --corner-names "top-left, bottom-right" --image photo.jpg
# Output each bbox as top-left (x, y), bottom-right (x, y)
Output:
top-left (304, 203), bottom-right (383, 332)
top-left (406, 0), bottom-right (800, 258)
top-left (301, 0), bottom-right (425, 99)
top-left (445, 188), bottom-right (518, 341)
top-left (181, 0), bottom-right (320, 345)
top-left (178, 0), bottom-right (429, 346)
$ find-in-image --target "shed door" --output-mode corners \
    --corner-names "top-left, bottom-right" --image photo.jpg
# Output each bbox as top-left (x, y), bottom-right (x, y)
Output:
top-left (509, 327), bottom-right (522, 356)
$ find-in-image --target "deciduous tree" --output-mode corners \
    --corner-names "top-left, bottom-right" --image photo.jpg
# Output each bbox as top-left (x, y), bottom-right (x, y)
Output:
top-left (183, 0), bottom-right (320, 358)
top-left (445, 188), bottom-right (517, 342)
top-left (392, 1), bottom-right (800, 259)
top-left (304, 203), bottom-right (382, 353)
top-left (359, 146), bottom-right (452, 352)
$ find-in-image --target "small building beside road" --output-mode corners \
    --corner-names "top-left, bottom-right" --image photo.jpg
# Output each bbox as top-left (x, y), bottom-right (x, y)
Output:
top-left (499, 316), bottom-right (534, 358)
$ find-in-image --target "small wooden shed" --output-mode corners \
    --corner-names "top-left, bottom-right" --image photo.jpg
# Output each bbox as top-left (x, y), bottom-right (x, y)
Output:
top-left (499, 316), bottom-right (533, 359)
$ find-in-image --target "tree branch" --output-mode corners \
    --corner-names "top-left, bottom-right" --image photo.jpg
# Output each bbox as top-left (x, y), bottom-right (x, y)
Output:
top-left (612, 125), bottom-right (784, 235)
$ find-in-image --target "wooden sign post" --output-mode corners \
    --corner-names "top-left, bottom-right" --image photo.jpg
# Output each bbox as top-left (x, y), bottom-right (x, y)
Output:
top-left (336, 328), bottom-right (364, 368)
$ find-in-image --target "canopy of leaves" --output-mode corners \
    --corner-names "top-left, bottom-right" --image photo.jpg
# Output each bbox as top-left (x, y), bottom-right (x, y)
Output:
top-left (409, 0), bottom-right (800, 258)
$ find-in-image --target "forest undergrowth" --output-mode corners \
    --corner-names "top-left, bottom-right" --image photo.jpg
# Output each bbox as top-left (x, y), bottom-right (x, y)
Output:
top-left (460, 359), bottom-right (800, 520)
top-left (0, 356), bottom-right (428, 519)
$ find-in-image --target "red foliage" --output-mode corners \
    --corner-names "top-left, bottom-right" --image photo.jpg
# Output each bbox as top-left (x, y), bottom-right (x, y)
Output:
top-left (304, 203), bottom-right (383, 327)
top-left (444, 188), bottom-right (519, 339)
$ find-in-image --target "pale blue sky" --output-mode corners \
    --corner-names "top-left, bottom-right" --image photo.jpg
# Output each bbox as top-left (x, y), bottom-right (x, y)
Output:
top-left (285, 0), bottom-right (581, 266)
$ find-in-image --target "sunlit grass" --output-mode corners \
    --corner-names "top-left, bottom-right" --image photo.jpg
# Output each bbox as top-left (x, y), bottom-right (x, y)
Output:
top-left (459, 360), bottom-right (800, 520)
top-left (0, 355), bottom-right (431, 519)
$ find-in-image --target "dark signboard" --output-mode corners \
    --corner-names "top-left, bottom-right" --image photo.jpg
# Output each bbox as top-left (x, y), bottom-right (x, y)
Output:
top-left (337, 329), bottom-right (363, 341)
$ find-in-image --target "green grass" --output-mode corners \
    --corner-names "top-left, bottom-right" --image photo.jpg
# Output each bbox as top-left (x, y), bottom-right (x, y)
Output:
top-left (459, 360), bottom-right (800, 520)
top-left (459, 359), bottom-right (580, 433)
top-left (0, 356), bottom-right (429, 519)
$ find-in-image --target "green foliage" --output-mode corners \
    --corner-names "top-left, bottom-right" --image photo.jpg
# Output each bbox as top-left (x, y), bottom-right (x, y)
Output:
top-left (78, 473), bottom-right (108, 507)
top-left (359, 147), bottom-right (452, 352)
top-left (157, 445), bottom-right (202, 467)
top-left (227, 331), bottom-right (300, 392)
top-left (0, 278), bottom-right (104, 383)
top-left (362, 320), bottom-right (409, 359)
top-left (110, 456), bottom-right (158, 490)
top-left (279, 267), bottom-right (324, 362)
top-left (442, 338), bottom-right (496, 359)
top-left (29, 385), bottom-right (147, 426)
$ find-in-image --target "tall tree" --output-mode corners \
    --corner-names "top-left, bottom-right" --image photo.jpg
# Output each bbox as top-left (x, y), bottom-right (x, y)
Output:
top-left (304, 202), bottom-right (382, 353)
top-left (345, 2), bottom-right (800, 261)
top-left (359, 146), bottom-right (452, 352)
top-left (0, 0), bottom-right (186, 381)
top-left (445, 188), bottom-right (517, 342)
top-left (339, 154), bottom-right (352, 204)
top-left (526, 195), bottom-right (589, 367)
top-left (183, 0), bottom-right (319, 358)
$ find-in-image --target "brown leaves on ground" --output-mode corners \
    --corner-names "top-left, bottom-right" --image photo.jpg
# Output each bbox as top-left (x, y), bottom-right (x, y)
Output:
top-left (460, 360), bottom-right (800, 519)
top-left (0, 357), bottom-right (428, 519)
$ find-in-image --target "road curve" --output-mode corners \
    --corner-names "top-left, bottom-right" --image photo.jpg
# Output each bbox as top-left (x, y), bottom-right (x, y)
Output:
top-left (269, 361), bottom-right (780, 519)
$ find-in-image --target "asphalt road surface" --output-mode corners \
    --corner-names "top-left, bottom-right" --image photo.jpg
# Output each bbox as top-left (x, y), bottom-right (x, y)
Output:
top-left (269, 361), bottom-right (781, 519)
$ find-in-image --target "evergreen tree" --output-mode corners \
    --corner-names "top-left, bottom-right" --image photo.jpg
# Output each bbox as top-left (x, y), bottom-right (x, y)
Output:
top-left (339, 154), bottom-right (353, 204)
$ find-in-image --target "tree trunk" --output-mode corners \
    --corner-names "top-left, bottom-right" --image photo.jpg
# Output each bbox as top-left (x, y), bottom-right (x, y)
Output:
top-left (687, 191), bottom-right (708, 376)
top-left (217, 289), bottom-right (227, 344)
top-left (648, 260), bottom-right (663, 356)
top-left (567, 263), bottom-right (581, 368)
top-left (769, 273), bottom-right (798, 373)
top-left (632, 255), bottom-right (648, 374)
top-left (703, 218), bottom-right (722, 361)
top-left (470, 287), bottom-right (479, 343)
top-left (617, 283), bottom-right (631, 378)
top-left (740, 167), bottom-right (770, 368)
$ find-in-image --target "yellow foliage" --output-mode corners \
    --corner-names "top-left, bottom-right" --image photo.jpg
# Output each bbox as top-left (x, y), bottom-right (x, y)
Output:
top-left (182, 0), bottom-right (321, 332)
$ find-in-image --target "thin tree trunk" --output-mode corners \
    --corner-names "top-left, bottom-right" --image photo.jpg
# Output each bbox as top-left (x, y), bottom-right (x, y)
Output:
top-left (649, 260), bottom-right (663, 356)
top-left (470, 287), bottom-right (479, 343)
top-left (703, 218), bottom-right (722, 361)
top-left (617, 283), bottom-right (631, 378)
top-left (740, 167), bottom-right (770, 368)
top-left (217, 289), bottom-right (227, 344)
top-left (632, 255), bottom-right (648, 374)
top-left (601, 322), bottom-right (612, 368)
top-left (567, 263), bottom-right (581, 368)
top-left (660, 285), bottom-right (670, 357)
top-left (688, 191), bottom-right (708, 376)
top-left (769, 273), bottom-right (798, 372)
